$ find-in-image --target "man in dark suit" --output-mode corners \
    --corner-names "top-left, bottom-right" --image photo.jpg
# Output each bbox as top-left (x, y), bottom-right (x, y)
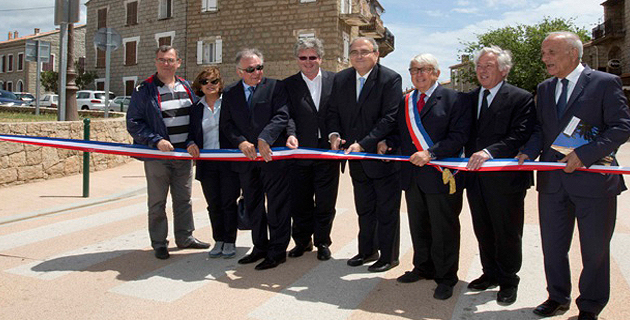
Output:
top-left (220, 48), bottom-right (291, 270)
top-left (464, 45), bottom-right (535, 305)
top-left (326, 37), bottom-right (402, 273)
top-left (284, 38), bottom-right (339, 261)
top-left (392, 53), bottom-right (471, 300)
top-left (518, 32), bottom-right (630, 320)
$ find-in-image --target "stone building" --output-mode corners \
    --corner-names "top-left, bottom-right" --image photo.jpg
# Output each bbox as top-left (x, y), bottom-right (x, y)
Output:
top-left (583, 0), bottom-right (629, 86)
top-left (84, 0), bottom-right (395, 96)
top-left (447, 54), bottom-right (475, 93)
top-left (0, 26), bottom-right (87, 94)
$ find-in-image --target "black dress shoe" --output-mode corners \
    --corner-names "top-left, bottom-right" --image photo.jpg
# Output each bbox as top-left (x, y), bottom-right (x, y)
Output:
top-left (237, 251), bottom-right (266, 264)
top-left (316, 244), bottom-right (331, 261)
top-left (177, 238), bottom-right (210, 249)
top-left (288, 241), bottom-right (313, 258)
top-left (532, 299), bottom-right (570, 317)
top-left (497, 286), bottom-right (517, 304)
top-left (397, 270), bottom-right (433, 283)
top-left (577, 311), bottom-right (598, 320)
top-left (433, 283), bottom-right (454, 300)
top-left (467, 274), bottom-right (499, 291)
top-left (154, 247), bottom-right (170, 260)
top-left (255, 256), bottom-right (286, 270)
top-left (368, 260), bottom-right (399, 272)
top-left (347, 252), bottom-right (379, 267)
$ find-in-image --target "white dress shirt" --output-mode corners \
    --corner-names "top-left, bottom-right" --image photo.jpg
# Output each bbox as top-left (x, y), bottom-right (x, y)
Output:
top-left (200, 96), bottom-right (222, 150)
top-left (555, 63), bottom-right (584, 104)
top-left (301, 69), bottom-right (322, 111)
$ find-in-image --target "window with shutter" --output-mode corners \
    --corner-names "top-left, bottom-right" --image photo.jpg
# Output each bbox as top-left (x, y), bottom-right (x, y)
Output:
top-left (202, 0), bottom-right (218, 12)
top-left (17, 53), bottom-right (23, 71)
top-left (159, 0), bottom-right (172, 19)
top-left (0, 56), bottom-right (4, 73)
top-left (97, 50), bottom-right (105, 68)
top-left (125, 41), bottom-right (137, 66)
top-left (197, 38), bottom-right (223, 64)
top-left (126, 1), bottom-right (138, 26)
top-left (8, 55), bottom-right (13, 72)
top-left (42, 54), bottom-right (55, 71)
top-left (98, 8), bottom-right (107, 29)
top-left (159, 37), bottom-right (171, 47)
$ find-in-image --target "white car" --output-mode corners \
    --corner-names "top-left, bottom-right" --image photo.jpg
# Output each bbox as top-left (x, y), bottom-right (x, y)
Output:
top-left (76, 90), bottom-right (115, 110)
top-left (107, 96), bottom-right (131, 112)
top-left (30, 94), bottom-right (58, 108)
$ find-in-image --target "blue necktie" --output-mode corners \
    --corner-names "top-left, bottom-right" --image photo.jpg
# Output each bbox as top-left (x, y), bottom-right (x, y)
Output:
top-left (357, 77), bottom-right (365, 101)
top-left (247, 86), bottom-right (255, 108)
top-left (556, 78), bottom-right (568, 118)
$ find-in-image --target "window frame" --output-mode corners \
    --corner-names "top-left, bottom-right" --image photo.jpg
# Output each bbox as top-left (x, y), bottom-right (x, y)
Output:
top-left (201, 0), bottom-right (218, 12)
top-left (154, 31), bottom-right (176, 47)
top-left (125, 0), bottom-right (139, 26)
top-left (158, 0), bottom-right (173, 20)
top-left (7, 54), bottom-right (13, 72)
top-left (123, 36), bottom-right (140, 66)
top-left (196, 37), bottom-right (223, 65)
top-left (17, 52), bottom-right (24, 71)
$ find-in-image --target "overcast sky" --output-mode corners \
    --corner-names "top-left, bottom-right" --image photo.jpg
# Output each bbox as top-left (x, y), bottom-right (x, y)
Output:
top-left (1, 0), bottom-right (603, 89)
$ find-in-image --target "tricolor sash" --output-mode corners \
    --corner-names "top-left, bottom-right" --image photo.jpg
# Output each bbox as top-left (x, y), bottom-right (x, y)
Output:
top-left (404, 90), bottom-right (457, 193)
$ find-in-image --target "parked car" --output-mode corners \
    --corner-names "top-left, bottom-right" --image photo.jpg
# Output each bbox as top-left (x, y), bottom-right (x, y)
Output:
top-left (76, 90), bottom-right (115, 110)
top-left (108, 96), bottom-right (131, 112)
top-left (31, 94), bottom-right (59, 108)
top-left (14, 92), bottom-right (35, 104)
top-left (0, 89), bottom-right (26, 106)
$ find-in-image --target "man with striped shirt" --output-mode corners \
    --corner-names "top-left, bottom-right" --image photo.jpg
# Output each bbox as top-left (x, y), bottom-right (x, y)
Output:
top-left (127, 45), bottom-right (210, 260)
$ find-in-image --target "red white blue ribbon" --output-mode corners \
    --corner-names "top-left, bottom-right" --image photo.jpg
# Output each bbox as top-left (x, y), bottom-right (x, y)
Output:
top-left (2, 134), bottom-right (630, 174)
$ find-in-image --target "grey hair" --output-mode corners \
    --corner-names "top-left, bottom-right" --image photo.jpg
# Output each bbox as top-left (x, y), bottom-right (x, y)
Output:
top-left (235, 48), bottom-right (264, 66)
top-left (546, 31), bottom-right (583, 60)
top-left (294, 37), bottom-right (325, 58)
top-left (350, 37), bottom-right (379, 52)
top-left (473, 45), bottom-right (513, 74)
top-left (409, 53), bottom-right (440, 75)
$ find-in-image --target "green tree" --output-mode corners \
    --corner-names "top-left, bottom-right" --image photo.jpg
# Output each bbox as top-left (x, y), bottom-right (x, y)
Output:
top-left (74, 62), bottom-right (98, 90)
top-left (40, 70), bottom-right (59, 93)
top-left (457, 17), bottom-right (590, 93)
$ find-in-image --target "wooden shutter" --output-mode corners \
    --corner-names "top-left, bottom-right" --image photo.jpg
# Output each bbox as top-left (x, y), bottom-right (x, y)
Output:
top-left (125, 41), bottom-right (136, 65)
top-left (215, 39), bottom-right (222, 63)
top-left (97, 49), bottom-right (105, 68)
top-left (98, 8), bottom-right (107, 29)
top-left (127, 2), bottom-right (138, 25)
top-left (197, 41), bottom-right (203, 64)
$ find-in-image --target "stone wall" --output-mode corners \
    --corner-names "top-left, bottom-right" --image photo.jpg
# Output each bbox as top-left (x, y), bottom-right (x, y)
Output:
top-left (0, 117), bottom-right (132, 187)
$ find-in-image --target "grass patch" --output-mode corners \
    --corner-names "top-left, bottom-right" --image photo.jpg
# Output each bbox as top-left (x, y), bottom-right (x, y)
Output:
top-left (0, 112), bottom-right (60, 122)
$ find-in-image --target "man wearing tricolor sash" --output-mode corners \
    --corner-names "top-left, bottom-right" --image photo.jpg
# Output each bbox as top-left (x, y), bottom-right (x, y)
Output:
top-left (391, 53), bottom-right (471, 300)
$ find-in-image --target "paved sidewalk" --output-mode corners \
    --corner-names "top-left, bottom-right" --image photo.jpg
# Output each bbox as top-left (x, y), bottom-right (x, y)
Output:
top-left (1, 148), bottom-right (630, 320)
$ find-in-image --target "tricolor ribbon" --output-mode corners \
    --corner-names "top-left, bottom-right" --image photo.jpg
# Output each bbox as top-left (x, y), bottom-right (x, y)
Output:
top-left (2, 134), bottom-right (630, 175)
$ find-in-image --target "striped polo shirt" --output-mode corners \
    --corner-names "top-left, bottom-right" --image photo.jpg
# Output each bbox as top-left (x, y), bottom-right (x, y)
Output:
top-left (154, 76), bottom-right (192, 149)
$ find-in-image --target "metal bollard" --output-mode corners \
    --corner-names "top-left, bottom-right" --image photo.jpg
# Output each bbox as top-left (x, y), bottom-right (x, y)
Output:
top-left (83, 118), bottom-right (90, 197)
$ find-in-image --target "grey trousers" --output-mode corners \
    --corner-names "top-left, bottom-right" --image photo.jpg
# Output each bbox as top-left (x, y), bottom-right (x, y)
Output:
top-left (144, 159), bottom-right (195, 249)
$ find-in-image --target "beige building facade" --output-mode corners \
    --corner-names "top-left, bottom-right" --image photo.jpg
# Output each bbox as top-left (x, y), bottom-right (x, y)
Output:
top-left (0, 26), bottom-right (87, 94)
top-left (584, 0), bottom-right (629, 86)
top-left (84, 0), bottom-right (395, 96)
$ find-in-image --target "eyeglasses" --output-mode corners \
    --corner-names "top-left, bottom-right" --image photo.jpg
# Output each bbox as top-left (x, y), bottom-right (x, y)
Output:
top-left (298, 56), bottom-right (319, 61)
top-left (349, 50), bottom-right (375, 57)
top-left (409, 67), bottom-right (435, 75)
top-left (199, 78), bottom-right (220, 86)
top-left (239, 65), bottom-right (264, 73)
top-left (156, 58), bottom-right (179, 65)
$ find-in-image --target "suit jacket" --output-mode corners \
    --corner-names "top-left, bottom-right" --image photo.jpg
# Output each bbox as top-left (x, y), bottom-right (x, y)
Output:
top-left (326, 63), bottom-right (402, 179)
top-left (284, 70), bottom-right (335, 151)
top-left (522, 66), bottom-right (630, 197)
top-left (220, 77), bottom-right (290, 172)
top-left (464, 82), bottom-right (536, 193)
top-left (397, 85), bottom-right (471, 193)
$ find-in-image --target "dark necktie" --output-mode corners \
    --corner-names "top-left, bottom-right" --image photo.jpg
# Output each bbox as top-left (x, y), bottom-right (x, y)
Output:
top-left (479, 89), bottom-right (490, 119)
top-left (417, 93), bottom-right (427, 114)
top-left (247, 86), bottom-right (255, 108)
top-left (556, 78), bottom-right (569, 118)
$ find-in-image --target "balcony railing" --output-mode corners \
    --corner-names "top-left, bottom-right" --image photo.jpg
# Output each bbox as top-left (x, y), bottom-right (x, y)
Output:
top-left (359, 16), bottom-right (386, 39)
top-left (592, 18), bottom-right (624, 40)
top-left (376, 27), bottom-right (394, 57)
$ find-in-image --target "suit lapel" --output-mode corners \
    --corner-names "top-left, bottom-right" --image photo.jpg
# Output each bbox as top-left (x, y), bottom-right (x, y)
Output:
top-left (295, 74), bottom-right (318, 114)
top-left (319, 71), bottom-right (333, 114)
top-left (562, 67), bottom-right (591, 121)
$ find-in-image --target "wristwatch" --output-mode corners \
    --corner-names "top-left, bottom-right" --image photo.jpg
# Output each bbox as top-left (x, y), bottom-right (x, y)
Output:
top-left (428, 150), bottom-right (437, 160)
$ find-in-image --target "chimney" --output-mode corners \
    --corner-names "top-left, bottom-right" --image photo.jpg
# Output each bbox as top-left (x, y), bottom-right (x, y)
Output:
top-left (8, 32), bottom-right (12, 40)
top-left (13, 31), bottom-right (18, 39)
top-left (34, 28), bottom-right (40, 35)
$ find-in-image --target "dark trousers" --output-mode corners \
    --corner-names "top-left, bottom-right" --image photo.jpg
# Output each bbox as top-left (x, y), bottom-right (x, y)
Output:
top-left (198, 162), bottom-right (240, 244)
top-left (539, 189), bottom-right (616, 315)
top-left (290, 160), bottom-right (341, 247)
top-left (466, 176), bottom-right (526, 287)
top-left (405, 182), bottom-right (462, 286)
top-left (239, 162), bottom-right (291, 260)
top-left (350, 164), bottom-right (401, 263)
